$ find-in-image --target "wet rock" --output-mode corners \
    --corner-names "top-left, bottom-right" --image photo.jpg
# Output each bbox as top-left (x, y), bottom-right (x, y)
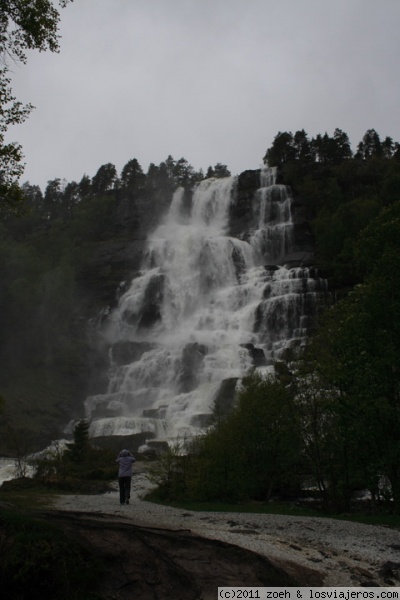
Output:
top-left (136, 273), bottom-right (165, 330)
top-left (90, 433), bottom-right (155, 454)
top-left (142, 406), bottom-right (168, 419)
top-left (213, 378), bottom-right (239, 418)
top-left (177, 343), bottom-right (208, 393)
top-left (189, 413), bottom-right (213, 428)
top-left (139, 440), bottom-right (170, 458)
top-left (241, 343), bottom-right (267, 367)
top-left (229, 169), bottom-right (261, 238)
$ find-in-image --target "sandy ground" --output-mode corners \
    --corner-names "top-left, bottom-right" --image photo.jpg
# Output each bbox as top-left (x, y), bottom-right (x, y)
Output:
top-left (51, 464), bottom-right (400, 587)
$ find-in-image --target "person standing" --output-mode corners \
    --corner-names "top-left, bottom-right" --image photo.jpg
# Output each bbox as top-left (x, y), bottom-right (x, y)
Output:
top-left (116, 449), bottom-right (135, 505)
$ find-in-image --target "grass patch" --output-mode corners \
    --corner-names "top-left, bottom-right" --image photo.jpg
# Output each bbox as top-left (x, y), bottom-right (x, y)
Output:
top-left (0, 480), bottom-right (59, 511)
top-left (0, 475), bottom-right (114, 513)
top-left (337, 512), bottom-right (400, 529)
top-left (0, 489), bottom-right (56, 511)
top-left (144, 490), bottom-right (323, 517)
top-left (144, 490), bottom-right (400, 529)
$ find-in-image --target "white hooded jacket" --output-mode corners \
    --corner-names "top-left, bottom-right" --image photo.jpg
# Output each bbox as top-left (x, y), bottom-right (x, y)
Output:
top-left (116, 449), bottom-right (135, 477)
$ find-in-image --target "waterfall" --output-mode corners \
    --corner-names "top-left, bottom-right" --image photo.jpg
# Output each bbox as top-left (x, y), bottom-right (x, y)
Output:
top-left (85, 170), bottom-right (327, 443)
top-left (251, 167), bottom-right (293, 265)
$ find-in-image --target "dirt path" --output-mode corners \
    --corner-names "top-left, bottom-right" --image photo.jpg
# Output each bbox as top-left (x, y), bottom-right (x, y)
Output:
top-left (49, 465), bottom-right (400, 593)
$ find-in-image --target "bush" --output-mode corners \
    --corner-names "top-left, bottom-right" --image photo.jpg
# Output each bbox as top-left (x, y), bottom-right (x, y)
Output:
top-left (33, 442), bottom-right (116, 492)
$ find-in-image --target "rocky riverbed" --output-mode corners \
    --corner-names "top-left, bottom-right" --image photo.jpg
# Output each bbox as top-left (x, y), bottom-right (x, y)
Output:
top-left (48, 464), bottom-right (400, 595)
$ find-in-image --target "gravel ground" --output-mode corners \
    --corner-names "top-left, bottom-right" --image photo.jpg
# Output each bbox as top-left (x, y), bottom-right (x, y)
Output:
top-left (52, 464), bottom-right (400, 587)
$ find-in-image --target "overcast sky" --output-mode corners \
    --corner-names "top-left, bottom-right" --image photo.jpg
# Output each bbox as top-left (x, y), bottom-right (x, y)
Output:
top-left (6, 0), bottom-right (400, 191)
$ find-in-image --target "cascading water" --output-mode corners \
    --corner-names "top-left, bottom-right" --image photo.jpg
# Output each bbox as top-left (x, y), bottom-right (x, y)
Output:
top-left (85, 168), bottom-right (327, 442)
top-left (251, 170), bottom-right (293, 265)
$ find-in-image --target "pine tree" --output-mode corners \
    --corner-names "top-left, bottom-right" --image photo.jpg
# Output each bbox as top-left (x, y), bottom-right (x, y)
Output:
top-left (66, 419), bottom-right (90, 464)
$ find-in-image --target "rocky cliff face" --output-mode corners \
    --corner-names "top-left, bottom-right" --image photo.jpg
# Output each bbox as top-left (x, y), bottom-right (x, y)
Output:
top-left (78, 189), bottom-right (172, 313)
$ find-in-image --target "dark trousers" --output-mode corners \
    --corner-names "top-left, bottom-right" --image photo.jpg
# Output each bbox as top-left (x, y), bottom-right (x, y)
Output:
top-left (118, 476), bottom-right (131, 504)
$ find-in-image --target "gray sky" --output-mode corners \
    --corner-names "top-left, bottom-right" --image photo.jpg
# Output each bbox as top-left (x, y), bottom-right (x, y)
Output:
top-left (6, 0), bottom-right (400, 191)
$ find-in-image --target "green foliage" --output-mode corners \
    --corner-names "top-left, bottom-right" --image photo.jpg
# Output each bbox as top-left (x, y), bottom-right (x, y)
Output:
top-left (221, 372), bottom-right (303, 500)
top-left (68, 192), bottom-right (117, 241)
top-left (34, 437), bottom-right (116, 492)
top-left (152, 374), bottom-right (304, 503)
top-left (120, 157), bottom-right (145, 190)
top-left (0, 508), bottom-right (105, 600)
top-left (265, 127), bottom-right (399, 171)
top-left (0, 1), bottom-right (73, 62)
top-left (0, 1), bottom-right (73, 213)
top-left (264, 131), bottom-right (297, 167)
top-left (264, 128), bottom-right (352, 169)
top-left (0, 221), bottom-right (85, 393)
top-left (146, 155), bottom-right (204, 191)
top-left (65, 419), bottom-right (90, 464)
top-left (0, 67), bottom-right (33, 213)
top-left (206, 163), bottom-right (231, 178)
top-left (313, 197), bottom-right (381, 286)
top-left (91, 162), bottom-right (117, 195)
top-left (263, 128), bottom-right (400, 286)
top-left (147, 439), bottom-right (192, 500)
top-left (353, 200), bottom-right (400, 276)
top-left (297, 203), bottom-right (400, 511)
top-left (355, 128), bottom-right (384, 160)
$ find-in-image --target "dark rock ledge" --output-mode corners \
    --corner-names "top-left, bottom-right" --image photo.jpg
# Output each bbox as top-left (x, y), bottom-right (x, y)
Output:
top-left (39, 510), bottom-right (306, 599)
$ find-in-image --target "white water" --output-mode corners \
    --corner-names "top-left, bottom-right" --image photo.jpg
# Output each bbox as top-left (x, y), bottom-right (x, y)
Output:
top-left (0, 458), bottom-right (35, 485)
top-left (0, 458), bottom-right (19, 485)
top-left (85, 170), bottom-right (326, 441)
top-left (0, 441), bottom-right (69, 486)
